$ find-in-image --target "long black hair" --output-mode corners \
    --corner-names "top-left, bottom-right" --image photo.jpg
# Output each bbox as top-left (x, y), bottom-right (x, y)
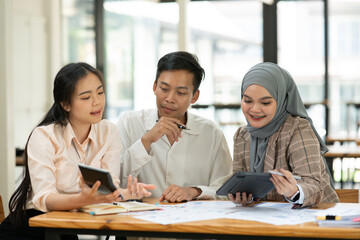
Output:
top-left (8, 62), bottom-right (104, 228)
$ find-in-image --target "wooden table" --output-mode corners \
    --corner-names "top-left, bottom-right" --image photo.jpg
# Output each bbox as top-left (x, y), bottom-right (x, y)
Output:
top-left (29, 200), bottom-right (360, 240)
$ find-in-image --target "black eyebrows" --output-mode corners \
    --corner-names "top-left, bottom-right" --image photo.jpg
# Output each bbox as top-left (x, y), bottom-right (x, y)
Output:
top-left (78, 85), bottom-right (103, 96)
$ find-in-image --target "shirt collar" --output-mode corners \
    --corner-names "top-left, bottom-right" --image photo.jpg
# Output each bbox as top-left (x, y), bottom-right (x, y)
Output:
top-left (87, 124), bottom-right (97, 148)
top-left (63, 122), bottom-right (97, 148)
top-left (184, 112), bottom-right (200, 135)
top-left (144, 110), bottom-right (159, 131)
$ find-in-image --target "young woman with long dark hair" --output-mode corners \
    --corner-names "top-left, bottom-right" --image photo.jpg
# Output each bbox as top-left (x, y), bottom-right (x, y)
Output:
top-left (0, 62), bottom-right (155, 240)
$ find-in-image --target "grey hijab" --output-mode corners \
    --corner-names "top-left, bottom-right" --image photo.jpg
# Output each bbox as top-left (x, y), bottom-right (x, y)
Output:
top-left (242, 62), bottom-right (328, 172)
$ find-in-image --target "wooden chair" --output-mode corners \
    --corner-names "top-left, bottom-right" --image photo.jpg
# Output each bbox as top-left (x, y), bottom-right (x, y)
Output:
top-left (335, 189), bottom-right (359, 203)
top-left (0, 195), bottom-right (5, 222)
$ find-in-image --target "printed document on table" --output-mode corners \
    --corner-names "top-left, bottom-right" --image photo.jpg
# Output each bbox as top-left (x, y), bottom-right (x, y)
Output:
top-left (314, 203), bottom-right (360, 218)
top-left (133, 201), bottom-right (237, 225)
top-left (224, 202), bottom-right (324, 225)
top-left (133, 201), bottom-right (326, 225)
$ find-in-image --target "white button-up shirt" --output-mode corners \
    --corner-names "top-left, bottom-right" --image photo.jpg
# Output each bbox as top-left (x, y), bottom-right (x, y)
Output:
top-left (117, 109), bottom-right (232, 199)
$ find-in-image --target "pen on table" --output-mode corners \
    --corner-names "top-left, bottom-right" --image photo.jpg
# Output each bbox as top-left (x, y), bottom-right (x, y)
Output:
top-left (113, 199), bottom-right (142, 206)
top-left (316, 215), bottom-right (342, 221)
top-left (156, 119), bottom-right (190, 130)
top-left (268, 170), bottom-right (301, 180)
top-left (126, 199), bottom-right (142, 202)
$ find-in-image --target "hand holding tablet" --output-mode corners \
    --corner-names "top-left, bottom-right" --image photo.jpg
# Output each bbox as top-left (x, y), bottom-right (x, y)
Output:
top-left (78, 164), bottom-right (117, 194)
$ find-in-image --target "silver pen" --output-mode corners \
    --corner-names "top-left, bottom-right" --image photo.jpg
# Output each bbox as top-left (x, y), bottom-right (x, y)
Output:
top-left (268, 170), bottom-right (301, 180)
top-left (156, 119), bottom-right (190, 130)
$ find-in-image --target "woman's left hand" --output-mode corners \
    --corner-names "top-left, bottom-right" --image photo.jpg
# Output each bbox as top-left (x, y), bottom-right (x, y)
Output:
top-left (269, 169), bottom-right (298, 198)
top-left (78, 176), bottom-right (123, 205)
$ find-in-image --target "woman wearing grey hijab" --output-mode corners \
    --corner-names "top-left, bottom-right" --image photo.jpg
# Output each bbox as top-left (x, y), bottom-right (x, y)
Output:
top-left (230, 62), bottom-right (339, 208)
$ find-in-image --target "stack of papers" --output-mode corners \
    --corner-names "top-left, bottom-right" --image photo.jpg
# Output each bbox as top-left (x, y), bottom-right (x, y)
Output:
top-left (317, 219), bottom-right (360, 228)
top-left (80, 201), bottom-right (160, 215)
top-left (315, 203), bottom-right (360, 228)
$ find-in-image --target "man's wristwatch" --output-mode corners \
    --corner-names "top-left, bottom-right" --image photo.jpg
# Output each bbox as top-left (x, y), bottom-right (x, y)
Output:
top-left (290, 190), bottom-right (300, 202)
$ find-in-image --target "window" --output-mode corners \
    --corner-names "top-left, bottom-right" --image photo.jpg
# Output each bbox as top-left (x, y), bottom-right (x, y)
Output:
top-left (104, 0), bottom-right (178, 122)
top-left (62, 0), bottom-right (263, 151)
top-left (278, 1), bottom-right (326, 138)
top-left (188, 1), bottom-right (262, 151)
top-left (62, 0), bottom-right (96, 65)
top-left (329, 0), bottom-right (360, 137)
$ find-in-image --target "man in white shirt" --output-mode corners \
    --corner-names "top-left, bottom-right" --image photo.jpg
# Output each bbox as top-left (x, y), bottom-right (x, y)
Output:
top-left (117, 51), bottom-right (232, 202)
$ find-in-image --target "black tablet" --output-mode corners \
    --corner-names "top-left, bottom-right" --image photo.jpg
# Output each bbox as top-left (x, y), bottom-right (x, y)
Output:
top-left (78, 164), bottom-right (117, 194)
top-left (216, 171), bottom-right (275, 199)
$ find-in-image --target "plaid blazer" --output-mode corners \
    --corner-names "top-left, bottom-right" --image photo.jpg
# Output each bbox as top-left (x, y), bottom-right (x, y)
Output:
top-left (233, 115), bottom-right (339, 207)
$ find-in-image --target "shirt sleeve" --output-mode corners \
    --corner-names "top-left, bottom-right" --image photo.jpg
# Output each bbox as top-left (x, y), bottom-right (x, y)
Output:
top-left (117, 115), bottom-right (153, 188)
top-left (195, 130), bottom-right (233, 199)
top-left (27, 127), bottom-right (59, 212)
top-left (284, 184), bottom-right (304, 204)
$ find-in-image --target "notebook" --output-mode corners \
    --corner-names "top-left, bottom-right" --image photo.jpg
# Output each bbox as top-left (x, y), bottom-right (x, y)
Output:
top-left (80, 201), bottom-right (160, 215)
